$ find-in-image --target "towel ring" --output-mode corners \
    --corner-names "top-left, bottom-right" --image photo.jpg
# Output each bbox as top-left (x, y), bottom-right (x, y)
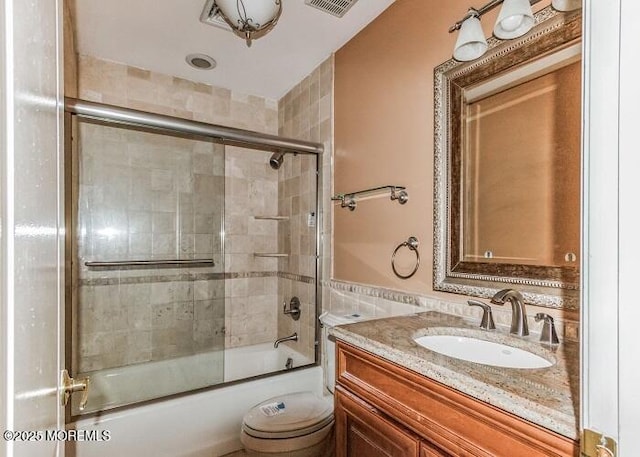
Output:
top-left (391, 236), bottom-right (420, 279)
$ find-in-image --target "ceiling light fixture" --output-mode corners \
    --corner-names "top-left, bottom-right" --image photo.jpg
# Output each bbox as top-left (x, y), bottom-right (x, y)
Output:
top-left (210, 0), bottom-right (282, 47)
top-left (186, 53), bottom-right (217, 70)
top-left (449, 0), bottom-right (581, 61)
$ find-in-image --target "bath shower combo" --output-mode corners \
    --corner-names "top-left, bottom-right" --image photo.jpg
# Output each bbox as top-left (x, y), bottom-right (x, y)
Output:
top-left (65, 98), bottom-right (325, 456)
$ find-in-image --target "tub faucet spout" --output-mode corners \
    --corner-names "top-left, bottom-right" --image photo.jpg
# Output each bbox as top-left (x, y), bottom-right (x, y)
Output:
top-left (274, 332), bottom-right (298, 348)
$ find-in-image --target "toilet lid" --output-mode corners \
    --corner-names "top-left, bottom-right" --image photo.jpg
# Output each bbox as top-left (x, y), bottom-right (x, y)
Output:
top-left (243, 392), bottom-right (333, 439)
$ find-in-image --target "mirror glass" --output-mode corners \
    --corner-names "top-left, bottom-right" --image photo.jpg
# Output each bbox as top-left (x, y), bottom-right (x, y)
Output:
top-left (433, 7), bottom-right (582, 308)
top-left (462, 45), bottom-right (581, 267)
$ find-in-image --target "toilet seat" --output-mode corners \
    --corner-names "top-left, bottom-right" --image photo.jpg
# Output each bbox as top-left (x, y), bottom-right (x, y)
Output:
top-left (240, 421), bottom-right (334, 455)
top-left (242, 392), bottom-right (333, 440)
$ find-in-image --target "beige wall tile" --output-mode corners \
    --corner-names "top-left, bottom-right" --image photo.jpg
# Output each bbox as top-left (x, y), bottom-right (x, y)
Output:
top-left (75, 54), bottom-right (324, 369)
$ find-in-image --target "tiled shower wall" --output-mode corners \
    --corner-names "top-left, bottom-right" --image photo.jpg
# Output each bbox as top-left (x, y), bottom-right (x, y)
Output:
top-left (277, 57), bottom-right (333, 361)
top-left (224, 146), bottom-right (280, 348)
top-left (74, 56), bottom-right (284, 372)
top-left (77, 56), bottom-right (278, 130)
top-left (73, 122), bottom-right (226, 373)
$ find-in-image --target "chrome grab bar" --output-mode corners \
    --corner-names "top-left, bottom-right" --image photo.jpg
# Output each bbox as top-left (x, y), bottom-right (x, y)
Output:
top-left (85, 259), bottom-right (215, 268)
top-left (332, 185), bottom-right (408, 211)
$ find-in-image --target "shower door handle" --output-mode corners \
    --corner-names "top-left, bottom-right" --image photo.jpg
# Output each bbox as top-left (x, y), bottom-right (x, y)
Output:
top-left (60, 369), bottom-right (90, 411)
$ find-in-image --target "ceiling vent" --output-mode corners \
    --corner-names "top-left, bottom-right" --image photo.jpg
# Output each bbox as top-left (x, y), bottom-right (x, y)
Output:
top-left (304, 0), bottom-right (360, 18)
top-left (200, 0), bottom-right (232, 31)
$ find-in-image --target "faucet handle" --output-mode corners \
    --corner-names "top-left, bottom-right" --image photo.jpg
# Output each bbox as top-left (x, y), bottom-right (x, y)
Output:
top-left (534, 313), bottom-right (560, 345)
top-left (467, 300), bottom-right (496, 330)
top-left (283, 297), bottom-right (301, 321)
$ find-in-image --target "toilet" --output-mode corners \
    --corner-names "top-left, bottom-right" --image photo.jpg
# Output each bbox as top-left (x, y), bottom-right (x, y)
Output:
top-left (240, 311), bottom-right (372, 457)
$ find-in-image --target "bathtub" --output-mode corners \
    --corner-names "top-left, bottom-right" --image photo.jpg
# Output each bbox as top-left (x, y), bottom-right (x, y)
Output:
top-left (71, 343), bottom-right (321, 457)
top-left (76, 343), bottom-right (313, 415)
top-left (224, 341), bottom-right (312, 382)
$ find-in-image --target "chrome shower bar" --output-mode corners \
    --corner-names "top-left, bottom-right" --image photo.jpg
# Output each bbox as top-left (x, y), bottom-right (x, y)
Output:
top-left (64, 98), bottom-right (323, 155)
top-left (448, 0), bottom-right (544, 33)
top-left (85, 259), bottom-right (215, 268)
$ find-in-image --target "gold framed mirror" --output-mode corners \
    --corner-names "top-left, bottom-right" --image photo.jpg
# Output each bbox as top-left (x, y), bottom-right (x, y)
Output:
top-left (433, 7), bottom-right (581, 309)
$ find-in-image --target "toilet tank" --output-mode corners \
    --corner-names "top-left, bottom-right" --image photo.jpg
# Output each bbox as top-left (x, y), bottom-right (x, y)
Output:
top-left (318, 312), bottom-right (374, 393)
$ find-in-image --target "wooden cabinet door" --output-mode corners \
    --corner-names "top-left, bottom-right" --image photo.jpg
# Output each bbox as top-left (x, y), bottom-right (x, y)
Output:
top-left (335, 387), bottom-right (420, 457)
top-left (420, 441), bottom-right (450, 457)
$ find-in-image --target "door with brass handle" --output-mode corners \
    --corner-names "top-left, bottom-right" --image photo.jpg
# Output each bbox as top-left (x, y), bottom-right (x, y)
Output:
top-left (60, 369), bottom-right (90, 411)
top-left (582, 429), bottom-right (617, 457)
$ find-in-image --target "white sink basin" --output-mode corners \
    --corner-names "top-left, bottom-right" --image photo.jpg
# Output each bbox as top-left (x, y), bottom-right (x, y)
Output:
top-left (413, 335), bottom-right (553, 369)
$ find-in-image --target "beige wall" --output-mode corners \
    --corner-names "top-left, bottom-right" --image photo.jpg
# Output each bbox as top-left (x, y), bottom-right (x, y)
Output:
top-left (333, 0), bottom-right (557, 300)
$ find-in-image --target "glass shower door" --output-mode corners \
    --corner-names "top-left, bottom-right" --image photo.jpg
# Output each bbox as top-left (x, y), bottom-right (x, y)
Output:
top-left (68, 117), bottom-right (226, 415)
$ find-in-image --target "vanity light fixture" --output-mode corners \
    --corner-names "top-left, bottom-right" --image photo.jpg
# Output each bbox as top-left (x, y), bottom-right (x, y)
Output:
top-left (453, 10), bottom-right (488, 62)
top-left (209, 0), bottom-right (282, 47)
top-left (551, 0), bottom-right (581, 11)
top-left (449, 0), bottom-right (581, 61)
top-left (493, 0), bottom-right (534, 39)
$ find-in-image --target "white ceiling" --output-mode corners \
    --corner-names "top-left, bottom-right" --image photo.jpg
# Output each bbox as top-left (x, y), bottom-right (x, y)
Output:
top-left (73, 0), bottom-right (395, 100)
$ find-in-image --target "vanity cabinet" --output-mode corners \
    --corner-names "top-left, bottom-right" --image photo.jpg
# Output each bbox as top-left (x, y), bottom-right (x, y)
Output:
top-left (420, 442), bottom-right (450, 457)
top-left (334, 341), bottom-right (579, 457)
top-left (335, 388), bottom-right (421, 457)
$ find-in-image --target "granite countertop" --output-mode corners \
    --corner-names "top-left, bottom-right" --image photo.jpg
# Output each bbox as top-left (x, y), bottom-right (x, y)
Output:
top-left (330, 311), bottom-right (579, 440)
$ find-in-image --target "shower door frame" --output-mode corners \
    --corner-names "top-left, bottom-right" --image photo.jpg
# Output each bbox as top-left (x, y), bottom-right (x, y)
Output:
top-left (65, 98), bottom-right (324, 155)
top-left (64, 97), bottom-right (324, 419)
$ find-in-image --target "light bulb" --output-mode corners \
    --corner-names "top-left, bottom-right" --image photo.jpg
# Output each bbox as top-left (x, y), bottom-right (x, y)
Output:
top-left (500, 15), bottom-right (524, 32)
top-left (494, 0), bottom-right (534, 39)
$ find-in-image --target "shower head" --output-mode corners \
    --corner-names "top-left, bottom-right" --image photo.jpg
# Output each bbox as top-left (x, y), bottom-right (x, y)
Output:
top-left (269, 152), bottom-right (284, 170)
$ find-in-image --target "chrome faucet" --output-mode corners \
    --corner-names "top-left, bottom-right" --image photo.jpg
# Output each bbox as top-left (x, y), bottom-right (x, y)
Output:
top-left (274, 332), bottom-right (298, 348)
top-left (490, 289), bottom-right (529, 336)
